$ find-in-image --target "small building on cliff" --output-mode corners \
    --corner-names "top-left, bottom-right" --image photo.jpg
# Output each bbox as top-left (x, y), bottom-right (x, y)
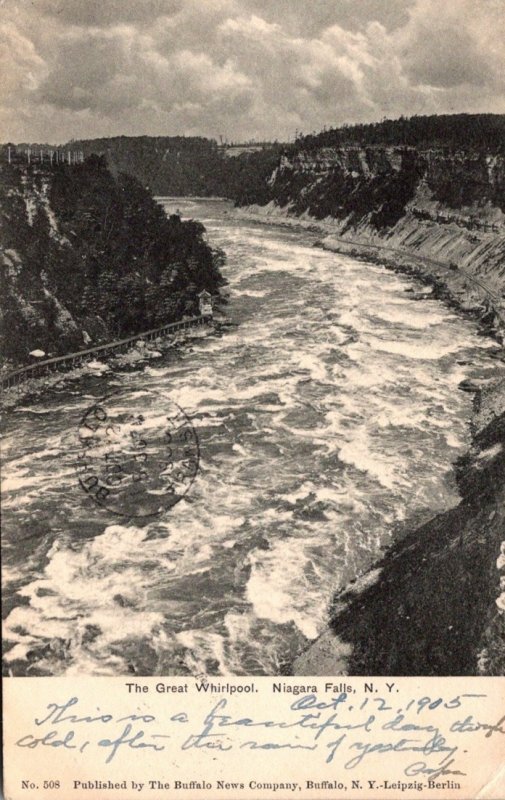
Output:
top-left (198, 290), bottom-right (213, 316)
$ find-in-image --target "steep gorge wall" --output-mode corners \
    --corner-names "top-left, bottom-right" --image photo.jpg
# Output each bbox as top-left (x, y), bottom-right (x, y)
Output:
top-left (259, 145), bottom-right (505, 676)
top-left (249, 145), bottom-right (505, 336)
top-left (293, 378), bottom-right (505, 677)
top-left (0, 159), bottom-right (225, 368)
top-left (66, 134), bottom-right (505, 324)
top-left (267, 145), bottom-right (505, 232)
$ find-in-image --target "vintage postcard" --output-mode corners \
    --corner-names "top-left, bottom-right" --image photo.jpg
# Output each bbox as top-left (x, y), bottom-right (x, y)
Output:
top-left (1, 1), bottom-right (504, 798)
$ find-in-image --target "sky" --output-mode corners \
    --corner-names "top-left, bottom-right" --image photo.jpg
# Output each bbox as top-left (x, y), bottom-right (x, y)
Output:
top-left (1, 0), bottom-right (505, 143)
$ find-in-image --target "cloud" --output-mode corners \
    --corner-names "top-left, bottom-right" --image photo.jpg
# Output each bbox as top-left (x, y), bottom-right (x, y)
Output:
top-left (1, 0), bottom-right (504, 143)
top-left (240, 0), bottom-right (414, 36)
top-left (33, 0), bottom-right (185, 27)
top-left (0, 22), bottom-right (47, 97)
top-left (396, 0), bottom-right (504, 89)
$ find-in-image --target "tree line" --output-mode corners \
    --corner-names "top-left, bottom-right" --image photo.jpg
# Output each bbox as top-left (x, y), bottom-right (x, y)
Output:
top-left (295, 113), bottom-right (505, 153)
top-left (0, 155), bottom-right (226, 365)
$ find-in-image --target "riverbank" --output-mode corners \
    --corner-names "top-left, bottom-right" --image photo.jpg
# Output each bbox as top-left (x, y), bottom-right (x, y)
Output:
top-left (4, 195), bottom-right (504, 678)
top-left (292, 375), bottom-right (505, 676)
top-left (0, 159), bottom-right (227, 371)
top-left (232, 205), bottom-right (505, 676)
top-left (0, 324), bottom-right (216, 413)
top-left (237, 203), bottom-right (505, 344)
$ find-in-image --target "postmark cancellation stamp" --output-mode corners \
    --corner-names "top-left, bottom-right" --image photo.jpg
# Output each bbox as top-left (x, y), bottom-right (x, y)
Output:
top-left (75, 390), bottom-right (199, 518)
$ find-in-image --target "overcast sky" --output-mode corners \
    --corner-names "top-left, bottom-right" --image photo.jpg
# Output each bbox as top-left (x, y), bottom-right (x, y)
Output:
top-left (2, 0), bottom-right (504, 143)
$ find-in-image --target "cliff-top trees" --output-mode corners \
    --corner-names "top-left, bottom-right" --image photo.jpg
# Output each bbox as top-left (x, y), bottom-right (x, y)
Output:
top-left (0, 157), bottom-right (227, 364)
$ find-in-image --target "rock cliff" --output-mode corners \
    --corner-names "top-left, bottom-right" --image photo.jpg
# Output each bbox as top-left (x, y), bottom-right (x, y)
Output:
top-left (244, 126), bottom-right (505, 676)
top-left (0, 156), bottom-right (225, 368)
top-left (244, 144), bottom-right (505, 339)
top-left (293, 378), bottom-right (505, 676)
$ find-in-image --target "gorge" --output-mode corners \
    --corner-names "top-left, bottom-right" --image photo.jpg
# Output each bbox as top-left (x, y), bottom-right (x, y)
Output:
top-left (2, 114), bottom-right (505, 677)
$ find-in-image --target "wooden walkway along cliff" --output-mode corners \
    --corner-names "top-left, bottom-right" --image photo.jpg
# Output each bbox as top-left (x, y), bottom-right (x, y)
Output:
top-left (1, 314), bottom-right (212, 390)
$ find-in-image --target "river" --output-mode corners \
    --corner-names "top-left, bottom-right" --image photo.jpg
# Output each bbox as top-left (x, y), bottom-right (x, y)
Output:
top-left (1, 199), bottom-right (498, 676)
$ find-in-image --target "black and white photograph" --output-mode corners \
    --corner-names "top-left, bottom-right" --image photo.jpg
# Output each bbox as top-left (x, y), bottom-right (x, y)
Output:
top-left (1, 0), bottom-right (505, 690)
top-left (3, 3), bottom-right (505, 798)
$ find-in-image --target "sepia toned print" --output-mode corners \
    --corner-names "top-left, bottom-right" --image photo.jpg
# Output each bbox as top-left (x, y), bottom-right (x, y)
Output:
top-left (1, 1), bottom-right (504, 798)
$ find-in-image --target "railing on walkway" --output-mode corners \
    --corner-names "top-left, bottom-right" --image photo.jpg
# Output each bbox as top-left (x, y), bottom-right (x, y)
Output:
top-left (1, 315), bottom-right (212, 390)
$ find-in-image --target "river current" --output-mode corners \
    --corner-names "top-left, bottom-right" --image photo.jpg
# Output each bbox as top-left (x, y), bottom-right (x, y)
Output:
top-left (2, 199), bottom-right (498, 676)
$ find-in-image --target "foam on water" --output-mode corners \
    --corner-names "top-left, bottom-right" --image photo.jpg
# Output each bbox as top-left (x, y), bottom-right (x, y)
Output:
top-left (2, 199), bottom-right (501, 676)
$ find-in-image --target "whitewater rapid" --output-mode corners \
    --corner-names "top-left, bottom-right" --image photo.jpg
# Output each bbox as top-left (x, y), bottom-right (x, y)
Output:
top-left (1, 199), bottom-right (498, 676)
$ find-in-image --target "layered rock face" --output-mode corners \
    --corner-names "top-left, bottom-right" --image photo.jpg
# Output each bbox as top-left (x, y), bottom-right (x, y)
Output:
top-left (262, 145), bottom-right (505, 676)
top-left (256, 145), bottom-right (505, 337)
top-left (268, 145), bottom-right (505, 233)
